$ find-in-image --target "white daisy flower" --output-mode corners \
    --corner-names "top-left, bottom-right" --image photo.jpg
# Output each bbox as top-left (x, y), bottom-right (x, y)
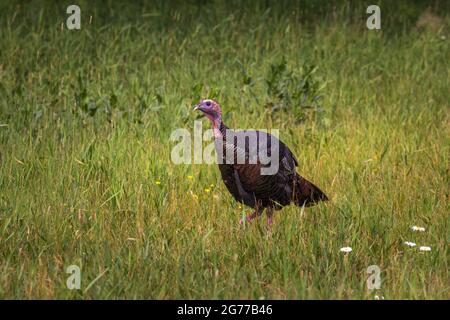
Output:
top-left (411, 226), bottom-right (425, 232)
top-left (419, 246), bottom-right (431, 252)
top-left (340, 247), bottom-right (352, 253)
top-left (404, 241), bottom-right (417, 247)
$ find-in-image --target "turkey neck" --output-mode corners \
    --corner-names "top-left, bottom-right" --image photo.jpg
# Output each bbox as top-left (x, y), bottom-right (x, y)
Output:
top-left (211, 118), bottom-right (228, 140)
top-left (213, 120), bottom-right (231, 166)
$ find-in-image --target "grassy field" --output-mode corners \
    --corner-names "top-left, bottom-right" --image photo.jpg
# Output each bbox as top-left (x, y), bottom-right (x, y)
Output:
top-left (0, 1), bottom-right (448, 299)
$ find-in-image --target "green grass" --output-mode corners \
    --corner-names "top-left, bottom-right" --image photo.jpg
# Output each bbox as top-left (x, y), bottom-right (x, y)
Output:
top-left (0, 1), bottom-right (448, 299)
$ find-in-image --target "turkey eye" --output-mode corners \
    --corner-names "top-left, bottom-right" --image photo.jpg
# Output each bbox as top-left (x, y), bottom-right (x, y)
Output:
top-left (205, 101), bottom-right (211, 107)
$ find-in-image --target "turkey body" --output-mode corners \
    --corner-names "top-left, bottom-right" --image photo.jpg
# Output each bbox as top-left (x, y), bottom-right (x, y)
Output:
top-left (216, 122), bottom-right (328, 211)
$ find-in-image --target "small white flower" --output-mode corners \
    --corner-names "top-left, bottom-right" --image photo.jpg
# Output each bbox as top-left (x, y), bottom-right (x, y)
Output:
top-left (411, 226), bottom-right (425, 232)
top-left (404, 241), bottom-right (417, 247)
top-left (419, 246), bottom-right (431, 252)
top-left (340, 247), bottom-right (352, 253)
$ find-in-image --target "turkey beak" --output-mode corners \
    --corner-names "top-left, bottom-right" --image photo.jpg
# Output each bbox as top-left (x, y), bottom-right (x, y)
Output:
top-left (193, 104), bottom-right (203, 112)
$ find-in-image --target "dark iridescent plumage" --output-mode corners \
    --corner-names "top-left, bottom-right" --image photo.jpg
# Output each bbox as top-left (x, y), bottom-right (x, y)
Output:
top-left (194, 99), bottom-right (328, 225)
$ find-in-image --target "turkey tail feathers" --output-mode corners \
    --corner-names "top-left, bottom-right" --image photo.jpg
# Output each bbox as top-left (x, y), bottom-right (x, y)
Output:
top-left (293, 174), bottom-right (328, 207)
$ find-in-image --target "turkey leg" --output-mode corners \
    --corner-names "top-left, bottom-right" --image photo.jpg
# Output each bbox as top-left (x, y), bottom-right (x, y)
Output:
top-left (266, 207), bottom-right (274, 226)
top-left (239, 208), bottom-right (262, 225)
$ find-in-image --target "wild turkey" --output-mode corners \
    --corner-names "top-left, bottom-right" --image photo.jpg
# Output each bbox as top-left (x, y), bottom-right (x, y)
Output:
top-left (194, 99), bottom-right (328, 225)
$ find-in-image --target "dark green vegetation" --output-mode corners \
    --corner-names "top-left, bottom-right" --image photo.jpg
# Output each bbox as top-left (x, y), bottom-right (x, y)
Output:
top-left (0, 1), bottom-right (448, 299)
